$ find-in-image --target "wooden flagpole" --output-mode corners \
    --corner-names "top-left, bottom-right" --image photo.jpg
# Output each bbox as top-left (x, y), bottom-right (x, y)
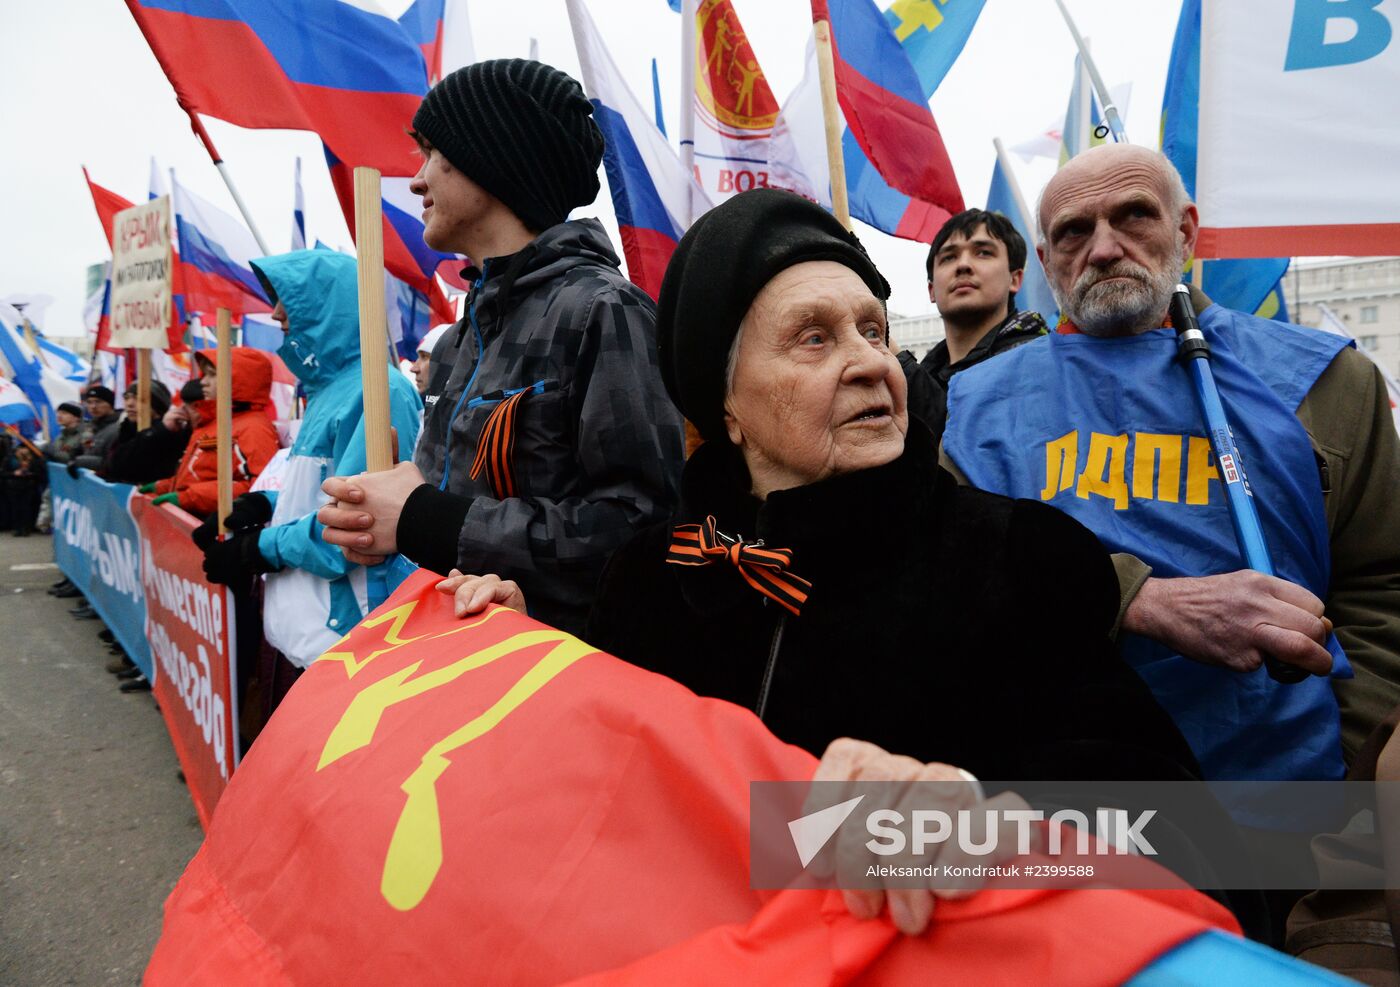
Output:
top-left (136, 349), bottom-right (152, 430)
top-left (215, 308), bottom-right (233, 535)
top-left (353, 166), bottom-right (395, 474)
top-left (20, 317), bottom-right (51, 370)
top-left (812, 16), bottom-right (851, 230)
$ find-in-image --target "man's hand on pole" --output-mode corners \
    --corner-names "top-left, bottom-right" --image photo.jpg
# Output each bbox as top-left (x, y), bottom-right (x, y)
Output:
top-left (318, 462), bottom-right (426, 565)
top-left (1122, 570), bottom-right (1334, 676)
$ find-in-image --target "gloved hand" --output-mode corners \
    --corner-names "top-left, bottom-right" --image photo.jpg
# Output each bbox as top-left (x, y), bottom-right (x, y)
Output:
top-left (138, 482), bottom-right (157, 494)
top-left (152, 492), bottom-right (180, 507)
top-left (201, 530), bottom-right (273, 586)
top-left (191, 492), bottom-right (272, 551)
top-left (66, 461), bottom-right (80, 479)
top-left (224, 492), bottom-right (273, 531)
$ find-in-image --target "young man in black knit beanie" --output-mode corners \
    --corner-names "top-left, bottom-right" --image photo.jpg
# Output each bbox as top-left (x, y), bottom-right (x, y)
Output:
top-left (318, 59), bottom-right (684, 638)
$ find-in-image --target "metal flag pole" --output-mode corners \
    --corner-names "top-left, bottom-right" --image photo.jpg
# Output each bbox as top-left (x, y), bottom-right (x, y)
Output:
top-left (1168, 285), bottom-right (1306, 684)
top-left (186, 111), bottom-right (273, 257)
top-left (1051, 0), bottom-right (1127, 143)
top-left (679, 0), bottom-right (698, 224)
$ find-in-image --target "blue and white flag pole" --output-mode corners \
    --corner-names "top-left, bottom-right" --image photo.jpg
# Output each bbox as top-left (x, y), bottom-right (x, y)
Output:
top-left (1051, 0), bottom-right (1127, 143)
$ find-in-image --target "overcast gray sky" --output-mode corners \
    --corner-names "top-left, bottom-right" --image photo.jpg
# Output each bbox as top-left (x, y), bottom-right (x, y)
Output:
top-left (1, 0), bottom-right (1182, 336)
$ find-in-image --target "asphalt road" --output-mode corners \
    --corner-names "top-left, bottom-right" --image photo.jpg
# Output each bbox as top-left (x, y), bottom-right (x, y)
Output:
top-left (0, 533), bottom-right (203, 986)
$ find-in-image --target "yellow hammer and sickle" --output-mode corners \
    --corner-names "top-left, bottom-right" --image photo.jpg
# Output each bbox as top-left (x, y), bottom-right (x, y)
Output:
top-left (316, 612), bottom-right (597, 911)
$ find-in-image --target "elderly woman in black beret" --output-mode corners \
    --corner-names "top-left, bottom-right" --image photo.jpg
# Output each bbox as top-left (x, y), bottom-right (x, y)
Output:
top-left (439, 189), bottom-right (1200, 933)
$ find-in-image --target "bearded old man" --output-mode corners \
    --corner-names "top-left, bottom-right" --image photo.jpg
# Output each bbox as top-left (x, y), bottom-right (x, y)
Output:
top-left (940, 144), bottom-right (1400, 785)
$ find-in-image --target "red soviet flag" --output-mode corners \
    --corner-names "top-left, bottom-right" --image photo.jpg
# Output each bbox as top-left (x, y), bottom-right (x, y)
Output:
top-left (146, 571), bottom-right (1236, 985)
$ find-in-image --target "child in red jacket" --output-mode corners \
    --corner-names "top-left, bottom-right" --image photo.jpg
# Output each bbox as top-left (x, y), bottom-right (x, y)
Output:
top-left (144, 348), bottom-right (280, 519)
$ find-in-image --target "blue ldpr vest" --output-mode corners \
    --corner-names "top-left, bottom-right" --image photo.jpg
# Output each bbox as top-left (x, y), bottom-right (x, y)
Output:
top-left (943, 305), bottom-right (1352, 782)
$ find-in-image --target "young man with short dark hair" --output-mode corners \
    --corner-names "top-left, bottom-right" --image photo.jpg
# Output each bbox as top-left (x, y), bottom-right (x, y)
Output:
top-left (900, 209), bottom-right (1048, 439)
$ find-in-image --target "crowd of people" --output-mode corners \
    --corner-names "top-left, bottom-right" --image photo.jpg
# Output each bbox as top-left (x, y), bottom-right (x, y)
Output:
top-left (43, 58), bottom-right (1400, 970)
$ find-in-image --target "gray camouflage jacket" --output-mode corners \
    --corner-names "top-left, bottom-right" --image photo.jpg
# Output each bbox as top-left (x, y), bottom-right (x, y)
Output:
top-left (400, 219), bottom-right (685, 636)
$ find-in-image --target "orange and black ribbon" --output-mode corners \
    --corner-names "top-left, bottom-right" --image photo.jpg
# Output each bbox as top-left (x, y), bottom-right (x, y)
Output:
top-left (470, 390), bottom-right (528, 499)
top-left (666, 516), bottom-right (811, 616)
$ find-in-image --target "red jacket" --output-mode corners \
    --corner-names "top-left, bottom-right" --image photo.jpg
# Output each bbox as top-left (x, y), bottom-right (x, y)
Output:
top-left (154, 347), bottom-right (280, 517)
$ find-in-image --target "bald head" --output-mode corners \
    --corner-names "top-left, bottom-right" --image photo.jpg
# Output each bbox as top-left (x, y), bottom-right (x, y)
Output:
top-left (1038, 145), bottom-right (1189, 243)
top-left (1035, 145), bottom-right (1198, 336)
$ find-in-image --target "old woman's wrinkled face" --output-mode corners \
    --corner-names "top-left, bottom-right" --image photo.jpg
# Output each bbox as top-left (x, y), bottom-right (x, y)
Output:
top-left (723, 261), bottom-right (908, 498)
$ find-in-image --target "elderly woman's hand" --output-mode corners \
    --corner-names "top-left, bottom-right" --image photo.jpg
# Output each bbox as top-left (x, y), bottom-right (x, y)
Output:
top-left (436, 570), bottom-right (526, 617)
top-left (811, 738), bottom-right (1038, 937)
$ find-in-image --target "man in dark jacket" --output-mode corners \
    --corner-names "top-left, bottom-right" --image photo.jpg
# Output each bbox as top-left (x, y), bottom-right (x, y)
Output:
top-left (40, 402), bottom-right (85, 463)
top-left (900, 209), bottom-right (1047, 440)
top-left (318, 60), bottom-right (684, 637)
top-left (104, 380), bottom-right (186, 484)
top-left (72, 385), bottom-right (122, 473)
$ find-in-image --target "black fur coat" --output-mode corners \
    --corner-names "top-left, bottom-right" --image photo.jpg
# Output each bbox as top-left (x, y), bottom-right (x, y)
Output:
top-left (586, 422), bottom-right (1198, 782)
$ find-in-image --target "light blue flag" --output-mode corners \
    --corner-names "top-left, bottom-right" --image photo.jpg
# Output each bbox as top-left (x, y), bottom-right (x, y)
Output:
top-left (1162, 0), bottom-right (1289, 319)
top-left (985, 159), bottom-right (1058, 324)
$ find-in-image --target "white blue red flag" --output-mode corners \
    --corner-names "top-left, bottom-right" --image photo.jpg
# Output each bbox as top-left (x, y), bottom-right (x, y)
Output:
top-left (771, 0), bottom-right (980, 240)
top-left (398, 0), bottom-right (446, 85)
top-left (814, 0), bottom-right (962, 218)
top-left (123, 0), bottom-right (431, 176)
top-left (567, 0), bottom-right (711, 300)
top-left (170, 172), bottom-right (272, 321)
top-left (321, 146), bottom-right (458, 323)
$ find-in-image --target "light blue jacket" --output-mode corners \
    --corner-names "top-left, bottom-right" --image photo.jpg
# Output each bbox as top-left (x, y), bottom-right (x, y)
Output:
top-left (250, 249), bottom-right (422, 666)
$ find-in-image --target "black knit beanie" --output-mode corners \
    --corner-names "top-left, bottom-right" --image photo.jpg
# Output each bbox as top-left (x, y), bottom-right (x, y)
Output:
top-left (412, 59), bottom-right (604, 234)
top-left (147, 380), bottom-right (172, 417)
top-left (656, 188), bottom-right (891, 442)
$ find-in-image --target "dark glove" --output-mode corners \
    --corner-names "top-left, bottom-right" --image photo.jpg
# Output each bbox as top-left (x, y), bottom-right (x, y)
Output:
top-left (191, 492), bottom-right (272, 552)
top-left (200, 530), bottom-right (273, 586)
top-left (225, 492), bottom-right (273, 531)
top-left (66, 461), bottom-right (79, 479)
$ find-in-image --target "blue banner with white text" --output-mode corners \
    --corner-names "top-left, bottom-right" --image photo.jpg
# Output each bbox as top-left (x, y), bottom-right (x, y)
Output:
top-left (49, 464), bottom-right (153, 677)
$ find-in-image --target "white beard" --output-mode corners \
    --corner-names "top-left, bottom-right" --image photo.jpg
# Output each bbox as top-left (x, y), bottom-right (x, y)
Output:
top-left (1054, 250), bottom-right (1184, 337)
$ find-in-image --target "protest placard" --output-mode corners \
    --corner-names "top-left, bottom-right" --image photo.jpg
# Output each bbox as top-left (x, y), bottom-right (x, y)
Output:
top-left (109, 195), bottom-right (173, 348)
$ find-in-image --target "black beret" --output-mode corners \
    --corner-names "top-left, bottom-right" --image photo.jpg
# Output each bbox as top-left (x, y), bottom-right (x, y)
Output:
top-left (656, 188), bottom-right (890, 442)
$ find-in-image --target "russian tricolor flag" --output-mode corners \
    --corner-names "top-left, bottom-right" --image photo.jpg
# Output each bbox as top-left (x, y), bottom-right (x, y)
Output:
top-left (123, 0), bottom-right (429, 176)
top-left (322, 146), bottom-right (457, 326)
top-left (567, 0), bottom-right (710, 301)
top-left (170, 172), bottom-right (272, 321)
top-left (814, 0), bottom-right (962, 221)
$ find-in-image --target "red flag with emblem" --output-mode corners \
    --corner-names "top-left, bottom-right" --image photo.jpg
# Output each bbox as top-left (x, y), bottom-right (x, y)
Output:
top-left (146, 571), bottom-right (1236, 984)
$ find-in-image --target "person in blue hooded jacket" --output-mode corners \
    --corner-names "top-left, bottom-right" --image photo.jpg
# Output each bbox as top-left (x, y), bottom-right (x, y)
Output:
top-left (195, 248), bottom-right (423, 672)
